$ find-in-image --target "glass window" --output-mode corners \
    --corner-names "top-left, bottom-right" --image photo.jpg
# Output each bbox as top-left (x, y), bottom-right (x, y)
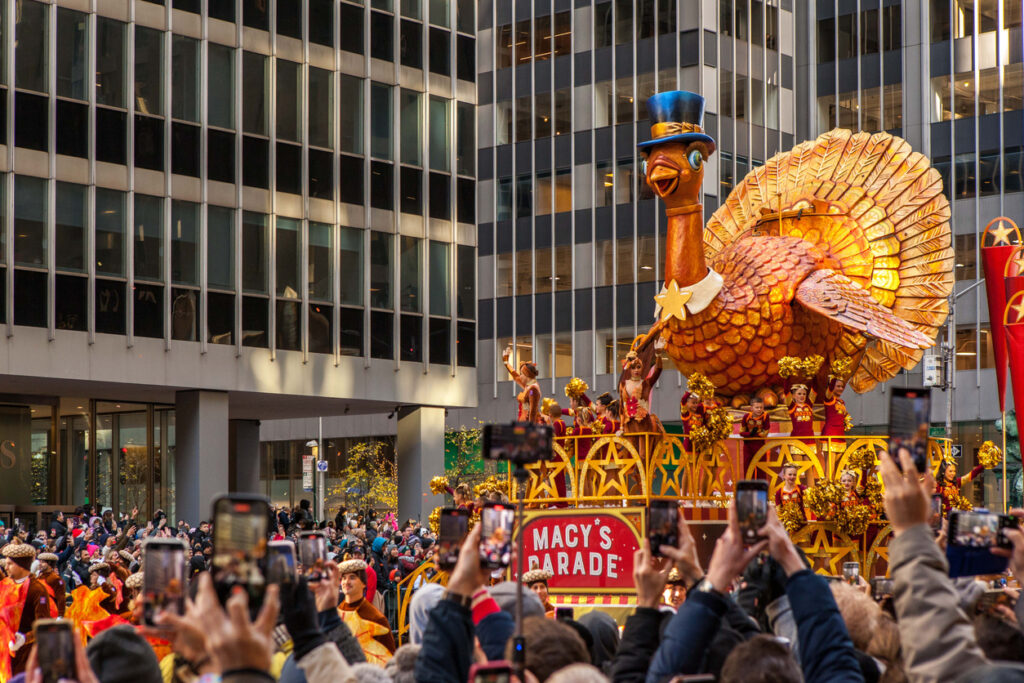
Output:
top-left (308, 68), bottom-right (332, 149)
top-left (515, 95), bottom-right (531, 141)
top-left (401, 90), bottom-right (422, 166)
top-left (171, 36), bottom-right (199, 122)
top-left (371, 11), bottom-right (394, 62)
top-left (309, 0), bottom-right (335, 46)
top-left (55, 182), bottom-right (87, 273)
top-left (95, 189), bottom-right (125, 276)
top-left (554, 169), bottom-right (572, 213)
top-left (638, 0), bottom-right (655, 39)
top-left (13, 176), bottom-right (47, 268)
top-left (134, 195), bottom-right (164, 282)
top-left (277, 60), bottom-right (301, 143)
top-left (340, 3), bottom-right (365, 55)
top-left (456, 0), bottom-right (473, 32)
top-left (515, 249), bottom-right (531, 296)
top-left (496, 177), bottom-right (512, 220)
top-left (430, 0), bottom-right (449, 27)
top-left (535, 92), bottom-right (551, 138)
top-left (882, 5), bottom-right (900, 51)
top-left (429, 97), bottom-right (450, 172)
top-left (339, 75), bottom-right (364, 155)
top-left (276, 218), bottom-right (301, 298)
top-left (400, 313), bottom-right (422, 361)
top-left (615, 159), bottom-right (633, 204)
top-left (369, 231), bottom-right (393, 309)
top-left (496, 24), bottom-right (513, 68)
top-left (428, 27), bottom-right (449, 75)
top-left (496, 100), bottom-right (512, 144)
top-left (515, 19), bottom-right (531, 64)
top-left (402, 166), bottom-right (423, 214)
top-left (371, 161), bottom-right (394, 209)
top-left (339, 227), bottom-right (363, 306)
top-left (243, 52), bottom-right (269, 136)
top-left (429, 240), bottom-right (449, 316)
top-left (515, 174), bottom-right (532, 220)
top-left (495, 252), bottom-right (513, 296)
top-left (309, 222), bottom-right (332, 302)
top-left (242, 212), bottom-right (269, 294)
top-left (96, 18), bottom-right (126, 108)
top-left (595, 2), bottom-right (612, 47)
top-left (553, 11), bottom-right (571, 56)
top-left (1007, 0), bottom-right (1023, 28)
top-left (456, 102), bottom-right (474, 176)
top-left (615, 0), bottom-right (632, 44)
top-left (403, 0), bottom-right (422, 19)
top-left (16, 0), bottom-right (48, 93)
top-left (371, 83), bottom-right (393, 160)
top-left (456, 244), bottom-right (474, 318)
top-left (535, 246), bottom-right (552, 293)
top-left (208, 43), bottom-right (234, 130)
top-left (135, 27), bottom-right (164, 116)
top-left (595, 161), bottom-right (614, 207)
top-left (535, 14), bottom-right (551, 61)
top-left (536, 172), bottom-right (553, 216)
top-left (277, 0), bottom-right (302, 39)
top-left (594, 80), bottom-right (613, 127)
top-left (208, 205), bottom-right (234, 291)
top-left (981, 64), bottom-right (1023, 116)
top-left (400, 236), bottom-right (421, 312)
top-left (400, 18), bottom-right (423, 69)
top-left (171, 201), bottom-right (199, 286)
top-left (57, 9), bottom-right (88, 101)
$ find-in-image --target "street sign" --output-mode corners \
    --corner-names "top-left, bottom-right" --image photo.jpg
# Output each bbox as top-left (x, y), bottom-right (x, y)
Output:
top-left (923, 355), bottom-right (943, 387)
top-left (316, 460), bottom-right (328, 472)
top-left (951, 444), bottom-right (962, 458)
top-left (302, 455), bottom-right (314, 491)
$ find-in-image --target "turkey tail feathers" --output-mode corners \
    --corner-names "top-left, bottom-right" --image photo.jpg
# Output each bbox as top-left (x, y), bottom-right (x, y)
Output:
top-left (706, 129), bottom-right (954, 394)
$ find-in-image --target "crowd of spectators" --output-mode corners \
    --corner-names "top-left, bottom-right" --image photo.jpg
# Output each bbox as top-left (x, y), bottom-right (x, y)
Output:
top-left (2, 448), bottom-right (1024, 683)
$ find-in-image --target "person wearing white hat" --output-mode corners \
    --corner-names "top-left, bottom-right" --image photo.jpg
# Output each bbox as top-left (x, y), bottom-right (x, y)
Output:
top-left (0, 543), bottom-right (53, 676)
top-left (35, 552), bottom-right (65, 617)
top-left (523, 567), bottom-right (555, 614)
top-left (338, 558), bottom-right (396, 665)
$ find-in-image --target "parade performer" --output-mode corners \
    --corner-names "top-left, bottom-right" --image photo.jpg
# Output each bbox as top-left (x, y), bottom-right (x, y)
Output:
top-left (0, 544), bottom-right (53, 679)
top-left (593, 393), bottom-right (618, 436)
top-left (35, 552), bottom-right (66, 617)
top-left (338, 559), bottom-right (396, 665)
top-left (502, 347), bottom-right (542, 422)
top-left (738, 396), bottom-right (770, 477)
top-left (619, 339), bottom-right (666, 460)
top-left (838, 470), bottom-right (865, 509)
top-left (679, 391), bottom-right (704, 454)
top-left (564, 378), bottom-right (596, 460)
top-left (821, 364), bottom-right (853, 454)
top-left (785, 383), bottom-right (816, 446)
top-left (936, 458), bottom-right (985, 514)
top-left (523, 567), bottom-right (555, 615)
top-left (541, 399), bottom-right (570, 505)
top-left (775, 463), bottom-right (807, 523)
top-left (87, 563), bottom-right (122, 615)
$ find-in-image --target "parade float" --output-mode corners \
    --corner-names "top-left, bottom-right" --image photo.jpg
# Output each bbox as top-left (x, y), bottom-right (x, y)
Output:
top-left (396, 92), bottom-right (1023, 639)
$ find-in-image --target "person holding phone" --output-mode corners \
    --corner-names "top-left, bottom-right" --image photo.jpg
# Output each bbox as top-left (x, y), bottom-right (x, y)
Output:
top-left (0, 543), bottom-right (54, 677)
top-left (337, 558), bottom-right (396, 664)
top-left (523, 567), bottom-right (555, 614)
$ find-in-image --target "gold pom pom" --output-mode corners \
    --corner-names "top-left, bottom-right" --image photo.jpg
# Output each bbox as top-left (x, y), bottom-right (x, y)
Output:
top-left (428, 507), bottom-right (441, 535)
top-left (778, 356), bottom-right (802, 379)
top-left (690, 406), bottom-right (733, 452)
top-left (848, 448), bottom-right (876, 472)
top-left (829, 357), bottom-right (854, 381)
top-left (863, 477), bottom-right (884, 513)
top-left (801, 355), bottom-right (825, 378)
top-left (836, 504), bottom-right (871, 536)
top-left (978, 441), bottom-right (1003, 469)
top-left (777, 500), bottom-right (806, 534)
top-left (564, 377), bottom-right (589, 401)
top-left (686, 372), bottom-right (717, 401)
top-left (474, 475), bottom-right (510, 500)
top-left (430, 476), bottom-right (449, 496)
top-left (542, 397), bottom-right (556, 414)
top-left (952, 494), bottom-right (973, 511)
top-left (805, 479), bottom-right (844, 520)
top-left (844, 413), bottom-right (854, 432)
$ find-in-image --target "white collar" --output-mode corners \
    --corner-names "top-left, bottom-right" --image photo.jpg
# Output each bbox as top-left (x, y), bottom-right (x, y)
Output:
top-left (654, 268), bottom-right (724, 318)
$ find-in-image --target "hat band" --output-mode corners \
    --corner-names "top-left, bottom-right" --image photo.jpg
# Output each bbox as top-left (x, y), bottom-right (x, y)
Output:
top-left (651, 121), bottom-right (703, 139)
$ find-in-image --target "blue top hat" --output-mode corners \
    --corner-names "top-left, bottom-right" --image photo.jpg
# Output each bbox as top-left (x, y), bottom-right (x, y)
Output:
top-left (637, 91), bottom-right (716, 154)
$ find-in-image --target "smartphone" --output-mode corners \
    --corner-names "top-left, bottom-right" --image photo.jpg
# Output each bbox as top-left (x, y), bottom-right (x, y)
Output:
top-left (842, 561), bottom-right (860, 585)
top-left (976, 588), bottom-right (1014, 615)
top-left (482, 423), bottom-right (554, 463)
top-left (736, 480), bottom-right (769, 544)
top-left (437, 508), bottom-right (470, 571)
top-left (929, 494), bottom-right (944, 534)
top-left (892, 445), bottom-right (928, 474)
top-left (34, 619), bottom-right (75, 683)
top-left (469, 661), bottom-right (512, 683)
top-left (266, 540), bottom-right (297, 585)
top-left (211, 493), bottom-right (271, 616)
top-left (297, 531), bottom-right (328, 581)
top-left (647, 500), bottom-right (679, 557)
top-left (555, 607), bottom-right (574, 622)
top-left (946, 510), bottom-right (1019, 577)
top-left (480, 502), bottom-right (515, 569)
top-left (871, 577), bottom-right (894, 599)
top-left (141, 537), bottom-right (187, 626)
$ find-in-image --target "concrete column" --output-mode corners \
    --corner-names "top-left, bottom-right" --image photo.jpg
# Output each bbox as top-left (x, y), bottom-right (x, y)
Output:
top-left (175, 391), bottom-right (230, 525)
top-left (396, 406), bottom-right (446, 522)
top-left (229, 419), bottom-right (262, 495)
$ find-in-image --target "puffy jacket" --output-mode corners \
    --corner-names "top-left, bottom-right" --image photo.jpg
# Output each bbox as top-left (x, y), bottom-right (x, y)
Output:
top-left (785, 569), bottom-right (863, 683)
top-left (414, 599), bottom-right (474, 683)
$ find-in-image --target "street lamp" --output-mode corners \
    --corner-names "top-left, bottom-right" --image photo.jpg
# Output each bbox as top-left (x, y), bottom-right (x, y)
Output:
top-left (306, 431), bottom-right (324, 522)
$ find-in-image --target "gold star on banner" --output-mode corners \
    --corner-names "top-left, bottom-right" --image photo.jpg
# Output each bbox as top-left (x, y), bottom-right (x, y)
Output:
top-left (1013, 248), bottom-right (1024, 276)
top-left (989, 220), bottom-right (1015, 246)
top-left (1009, 297), bottom-right (1024, 324)
top-left (656, 280), bottom-right (693, 322)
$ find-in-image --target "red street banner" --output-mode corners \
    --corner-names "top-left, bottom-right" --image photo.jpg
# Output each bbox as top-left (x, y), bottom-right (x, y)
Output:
top-left (1006, 291), bottom-right (1024, 420)
top-left (981, 218), bottom-right (1022, 412)
top-left (516, 508), bottom-right (644, 594)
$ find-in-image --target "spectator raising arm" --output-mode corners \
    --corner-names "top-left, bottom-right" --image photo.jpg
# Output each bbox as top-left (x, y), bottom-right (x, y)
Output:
top-left (992, 507), bottom-right (1024, 632)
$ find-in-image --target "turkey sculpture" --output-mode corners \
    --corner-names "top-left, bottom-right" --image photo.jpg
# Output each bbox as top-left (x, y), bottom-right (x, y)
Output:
top-left (639, 91), bottom-right (953, 405)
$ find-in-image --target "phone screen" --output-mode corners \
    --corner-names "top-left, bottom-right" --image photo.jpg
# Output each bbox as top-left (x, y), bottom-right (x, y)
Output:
top-left (480, 503), bottom-right (515, 569)
top-left (842, 561), bottom-right (860, 585)
top-left (648, 501), bottom-right (679, 557)
top-left (947, 510), bottom-right (1014, 577)
top-left (929, 494), bottom-right (943, 533)
top-left (35, 620), bottom-right (75, 683)
top-left (266, 541), bottom-right (297, 585)
top-left (470, 663), bottom-right (513, 683)
top-left (438, 508), bottom-right (470, 570)
top-left (736, 481), bottom-right (769, 544)
top-left (298, 532), bottom-right (327, 580)
top-left (141, 540), bottom-right (186, 626)
top-left (212, 495), bottom-right (270, 612)
top-left (555, 607), bottom-right (574, 622)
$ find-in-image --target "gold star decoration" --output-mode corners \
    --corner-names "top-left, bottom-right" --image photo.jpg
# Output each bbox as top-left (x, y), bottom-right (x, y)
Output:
top-left (655, 280), bottom-right (693, 322)
top-left (1008, 294), bottom-right (1024, 325)
top-left (989, 220), bottom-right (1016, 246)
top-left (1012, 247), bottom-right (1024, 276)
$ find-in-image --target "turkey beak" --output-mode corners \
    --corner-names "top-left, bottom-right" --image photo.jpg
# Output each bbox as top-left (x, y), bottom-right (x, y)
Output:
top-left (649, 164), bottom-right (679, 198)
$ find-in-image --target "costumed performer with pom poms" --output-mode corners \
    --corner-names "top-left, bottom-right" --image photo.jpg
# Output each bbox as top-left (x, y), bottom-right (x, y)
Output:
top-left (935, 441), bottom-right (1002, 514)
top-left (502, 346), bottom-right (542, 423)
top-left (738, 396), bottom-right (771, 478)
top-left (821, 358), bottom-right (854, 453)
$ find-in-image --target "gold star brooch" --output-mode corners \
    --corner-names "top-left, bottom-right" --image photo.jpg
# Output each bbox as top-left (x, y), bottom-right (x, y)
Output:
top-left (656, 280), bottom-right (693, 322)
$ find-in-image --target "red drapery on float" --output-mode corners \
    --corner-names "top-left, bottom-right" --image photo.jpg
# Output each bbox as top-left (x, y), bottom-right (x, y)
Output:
top-left (980, 218), bottom-right (1022, 412)
top-left (1006, 291), bottom-right (1024, 422)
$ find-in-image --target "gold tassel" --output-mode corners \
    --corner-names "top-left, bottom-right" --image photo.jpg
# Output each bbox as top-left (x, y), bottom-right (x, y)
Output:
top-left (429, 476), bottom-right (450, 495)
top-left (978, 441), bottom-right (1003, 469)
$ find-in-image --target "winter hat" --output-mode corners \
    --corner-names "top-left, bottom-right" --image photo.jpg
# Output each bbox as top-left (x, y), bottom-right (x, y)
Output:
top-left (408, 583), bottom-right (444, 645)
top-left (86, 625), bottom-right (162, 683)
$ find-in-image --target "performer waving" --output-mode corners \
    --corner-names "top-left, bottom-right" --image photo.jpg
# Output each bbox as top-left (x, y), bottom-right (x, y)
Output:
top-left (502, 347), bottom-right (542, 422)
top-left (738, 396), bottom-right (770, 477)
top-left (936, 458), bottom-right (985, 515)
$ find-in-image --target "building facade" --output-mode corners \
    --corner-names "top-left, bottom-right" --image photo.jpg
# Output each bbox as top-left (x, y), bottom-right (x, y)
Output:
top-left (0, 0), bottom-right (478, 525)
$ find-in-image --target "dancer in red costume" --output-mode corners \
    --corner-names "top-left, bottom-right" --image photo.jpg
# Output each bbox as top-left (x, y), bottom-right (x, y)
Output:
top-left (679, 391), bottom-right (704, 455)
top-left (738, 396), bottom-right (770, 478)
top-left (0, 543), bottom-right (53, 679)
top-left (774, 463), bottom-right (807, 522)
top-left (502, 347), bottom-right (542, 423)
top-left (821, 377), bottom-right (850, 454)
top-left (935, 458), bottom-right (985, 515)
top-left (785, 383), bottom-right (816, 446)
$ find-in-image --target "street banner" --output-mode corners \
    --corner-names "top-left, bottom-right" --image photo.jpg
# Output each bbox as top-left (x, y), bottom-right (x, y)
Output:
top-left (1006, 291), bottom-right (1024, 419)
top-left (980, 218), bottom-right (1022, 412)
top-left (515, 508), bottom-right (645, 594)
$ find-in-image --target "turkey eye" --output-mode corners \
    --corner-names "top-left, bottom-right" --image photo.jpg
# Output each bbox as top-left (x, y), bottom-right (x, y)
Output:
top-left (640, 158), bottom-right (648, 177)
top-left (688, 149), bottom-right (703, 170)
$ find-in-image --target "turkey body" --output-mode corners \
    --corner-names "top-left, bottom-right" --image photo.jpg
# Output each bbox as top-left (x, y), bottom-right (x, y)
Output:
top-left (663, 235), bottom-right (844, 396)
